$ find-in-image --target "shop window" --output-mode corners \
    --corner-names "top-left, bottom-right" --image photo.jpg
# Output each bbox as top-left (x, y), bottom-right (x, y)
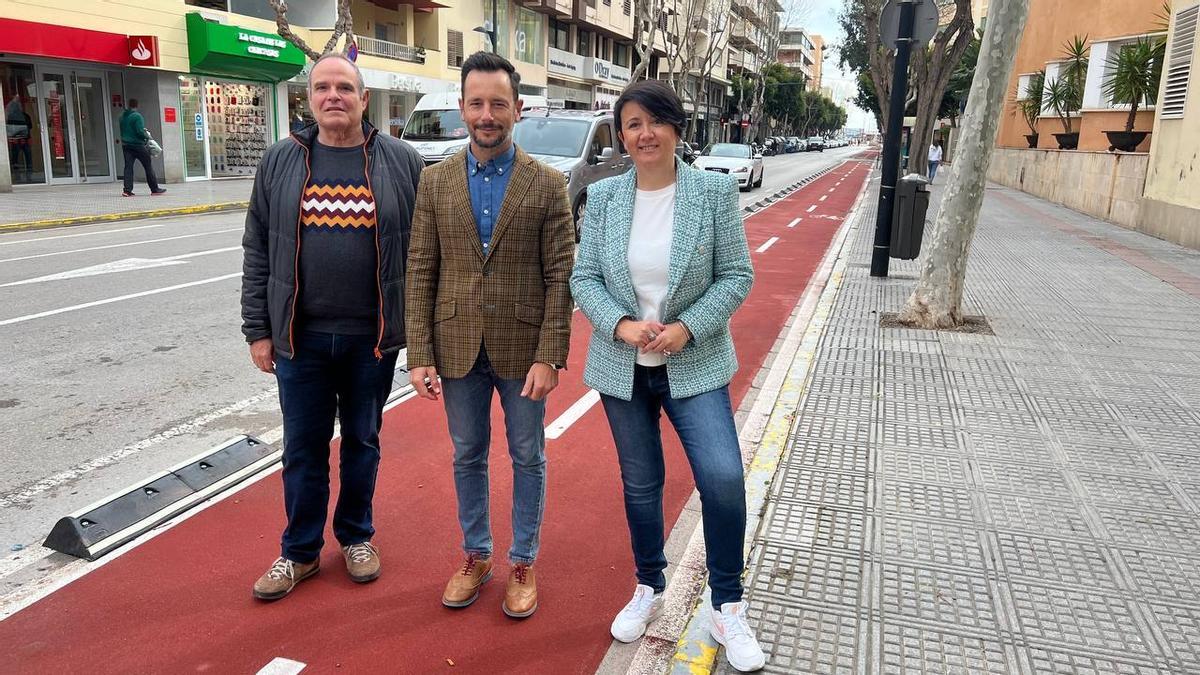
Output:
top-left (448, 29), bottom-right (464, 67)
top-left (2, 62), bottom-right (44, 184)
top-left (287, 83), bottom-right (314, 133)
top-left (551, 19), bottom-right (570, 51)
top-left (515, 7), bottom-right (545, 65)
top-left (577, 30), bottom-right (592, 58)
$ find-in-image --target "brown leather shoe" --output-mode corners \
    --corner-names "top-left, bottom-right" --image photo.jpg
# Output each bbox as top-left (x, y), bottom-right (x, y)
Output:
top-left (253, 556), bottom-right (319, 601)
top-left (442, 554), bottom-right (493, 608)
top-left (502, 563), bottom-right (538, 618)
top-left (342, 542), bottom-right (381, 583)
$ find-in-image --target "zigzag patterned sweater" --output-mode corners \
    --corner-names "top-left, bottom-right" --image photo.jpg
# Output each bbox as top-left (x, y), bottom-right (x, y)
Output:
top-left (297, 142), bottom-right (379, 335)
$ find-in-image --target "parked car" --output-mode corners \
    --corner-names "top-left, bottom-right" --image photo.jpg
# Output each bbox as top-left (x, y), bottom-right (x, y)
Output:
top-left (675, 141), bottom-right (700, 164)
top-left (786, 136), bottom-right (805, 153)
top-left (807, 136), bottom-right (826, 152)
top-left (692, 142), bottom-right (764, 191)
top-left (401, 92), bottom-right (548, 165)
top-left (512, 109), bottom-right (631, 241)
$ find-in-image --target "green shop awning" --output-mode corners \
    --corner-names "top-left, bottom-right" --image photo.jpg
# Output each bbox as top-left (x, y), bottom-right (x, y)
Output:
top-left (186, 12), bottom-right (306, 83)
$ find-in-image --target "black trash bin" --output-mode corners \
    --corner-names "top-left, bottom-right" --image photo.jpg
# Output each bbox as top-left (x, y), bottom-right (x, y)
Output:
top-left (890, 173), bottom-right (930, 260)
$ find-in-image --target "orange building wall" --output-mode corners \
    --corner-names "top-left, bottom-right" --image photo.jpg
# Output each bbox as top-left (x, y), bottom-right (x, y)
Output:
top-left (998, 0), bottom-right (1163, 152)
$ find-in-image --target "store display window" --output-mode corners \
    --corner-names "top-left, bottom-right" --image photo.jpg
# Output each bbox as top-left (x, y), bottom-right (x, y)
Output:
top-left (204, 79), bottom-right (270, 177)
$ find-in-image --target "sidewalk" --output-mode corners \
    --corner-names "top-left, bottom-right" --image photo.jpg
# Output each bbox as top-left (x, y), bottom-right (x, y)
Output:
top-left (0, 178), bottom-right (251, 231)
top-left (694, 177), bottom-right (1200, 673)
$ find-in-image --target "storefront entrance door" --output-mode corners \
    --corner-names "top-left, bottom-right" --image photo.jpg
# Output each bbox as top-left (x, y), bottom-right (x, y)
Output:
top-left (38, 68), bottom-right (113, 184)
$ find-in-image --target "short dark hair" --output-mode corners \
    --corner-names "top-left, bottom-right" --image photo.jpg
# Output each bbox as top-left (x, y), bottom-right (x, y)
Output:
top-left (128, 98), bottom-right (139, 108)
top-left (614, 80), bottom-right (686, 138)
top-left (460, 51), bottom-right (521, 102)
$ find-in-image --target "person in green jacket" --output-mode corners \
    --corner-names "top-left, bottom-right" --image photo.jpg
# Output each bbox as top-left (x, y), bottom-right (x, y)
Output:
top-left (119, 99), bottom-right (165, 196)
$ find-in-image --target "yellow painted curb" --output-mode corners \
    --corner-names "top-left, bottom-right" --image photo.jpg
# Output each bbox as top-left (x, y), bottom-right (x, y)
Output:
top-left (0, 201), bottom-right (249, 234)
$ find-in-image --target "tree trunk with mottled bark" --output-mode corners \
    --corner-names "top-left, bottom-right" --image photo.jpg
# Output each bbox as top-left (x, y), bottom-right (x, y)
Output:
top-left (898, 0), bottom-right (1030, 329)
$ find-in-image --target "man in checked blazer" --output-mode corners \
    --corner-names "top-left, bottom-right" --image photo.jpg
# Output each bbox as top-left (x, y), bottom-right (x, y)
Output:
top-left (405, 52), bottom-right (574, 619)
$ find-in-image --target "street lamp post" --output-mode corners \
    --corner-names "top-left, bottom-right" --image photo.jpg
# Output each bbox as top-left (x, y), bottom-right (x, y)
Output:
top-left (870, 0), bottom-right (918, 278)
top-left (473, 0), bottom-right (498, 54)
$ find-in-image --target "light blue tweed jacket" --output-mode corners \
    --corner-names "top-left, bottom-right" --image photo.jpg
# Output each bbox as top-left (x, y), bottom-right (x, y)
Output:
top-left (570, 160), bottom-right (754, 401)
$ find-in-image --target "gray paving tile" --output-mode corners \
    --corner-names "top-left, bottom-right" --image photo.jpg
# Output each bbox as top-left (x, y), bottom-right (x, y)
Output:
top-left (789, 441), bottom-right (873, 475)
top-left (878, 622), bottom-right (1015, 674)
top-left (735, 601), bottom-right (861, 675)
top-left (1118, 548), bottom-right (1200, 606)
top-left (1008, 581), bottom-right (1155, 657)
top-left (1146, 602), bottom-right (1200, 670)
top-left (983, 492), bottom-right (1094, 538)
top-left (1074, 471), bottom-right (1191, 512)
top-left (879, 563), bottom-right (1000, 636)
top-left (994, 531), bottom-right (1121, 589)
top-left (760, 499), bottom-right (867, 553)
top-left (1024, 644), bottom-right (1170, 674)
top-left (879, 448), bottom-right (967, 485)
top-left (880, 516), bottom-right (987, 570)
top-left (975, 460), bottom-right (1071, 495)
top-left (772, 465), bottom-right (872, 510)
top-left (880, 481), bottom-right (975, 523)
top-left (1094, 506), bottom-right (1200, 552)
top-left (747, 543), bottom-right (864, 611)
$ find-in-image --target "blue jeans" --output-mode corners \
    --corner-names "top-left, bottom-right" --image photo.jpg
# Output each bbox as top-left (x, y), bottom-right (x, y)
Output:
top-left (600, 366), bottom-right (747, 608)
top-left (927, 160), bottom-right (940, 181)
top-left (440, 347), bottom-right (547, 564)
top-left (274, 330), bottom-right (398, 563)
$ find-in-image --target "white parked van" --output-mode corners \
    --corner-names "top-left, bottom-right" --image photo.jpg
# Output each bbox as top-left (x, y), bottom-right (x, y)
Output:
top-left (400, 92), bottom-right (548, 165)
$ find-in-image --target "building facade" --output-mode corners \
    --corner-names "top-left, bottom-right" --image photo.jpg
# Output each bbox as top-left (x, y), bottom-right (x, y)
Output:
top-left (776, 27), bottom-right (821, 89)
top-left (996, 0), bottom-right (1166, 153)
top-left (0, 0), bottom-right (780, 190)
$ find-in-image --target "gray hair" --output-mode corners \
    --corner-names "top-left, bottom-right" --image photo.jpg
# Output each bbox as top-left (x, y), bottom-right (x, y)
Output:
top-left (310, 52), bottom-right (365, 94)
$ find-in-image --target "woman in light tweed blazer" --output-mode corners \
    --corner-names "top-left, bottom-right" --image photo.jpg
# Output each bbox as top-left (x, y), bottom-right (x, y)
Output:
top-left (569, 80), bottom-right (764, 673)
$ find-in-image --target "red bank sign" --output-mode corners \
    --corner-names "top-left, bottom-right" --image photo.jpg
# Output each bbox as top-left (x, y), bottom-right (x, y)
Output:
top-left (128, 35), bottom-right (160, 67)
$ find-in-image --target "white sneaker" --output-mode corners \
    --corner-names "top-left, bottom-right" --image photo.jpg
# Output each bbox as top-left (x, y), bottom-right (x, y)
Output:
top-left (711, 601), bottom-right (767, 672)
top-left (610, 584), bottom-right (665, 643)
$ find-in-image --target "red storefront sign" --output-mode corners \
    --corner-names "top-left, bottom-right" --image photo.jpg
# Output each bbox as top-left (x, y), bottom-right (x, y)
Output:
top-left (0, 18), bottom-right (130, 65)
top-left (164, 107), bottom-right (177, 123)
top-left (128, 35), bottom-right (160, 67)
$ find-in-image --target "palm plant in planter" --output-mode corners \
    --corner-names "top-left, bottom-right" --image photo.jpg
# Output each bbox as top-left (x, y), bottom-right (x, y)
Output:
top-left (1015, 70), bottom-right (1045, 148)
top-left (1102, 36), bottom-right (1166, 152)
top-left (1046, 35), bottom-right (1089, 150)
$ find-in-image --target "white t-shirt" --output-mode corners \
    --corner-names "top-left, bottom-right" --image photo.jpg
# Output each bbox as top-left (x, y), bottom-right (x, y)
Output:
top-left (627, 182), bottom-right (677, 367)
top-left (929, 144), bottom-right (943, 162)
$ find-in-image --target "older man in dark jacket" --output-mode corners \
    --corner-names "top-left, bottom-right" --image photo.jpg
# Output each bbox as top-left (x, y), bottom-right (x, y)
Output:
top-left (241, 52), bottom-right (423, 601)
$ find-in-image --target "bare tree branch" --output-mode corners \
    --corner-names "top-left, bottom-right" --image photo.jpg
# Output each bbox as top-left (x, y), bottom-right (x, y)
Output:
top-left (271, 0), bottom-right (355, 62)
top-left (631, 0), bottom-right (665, 81)
top-left (269, 0), bottom-right (322, 61)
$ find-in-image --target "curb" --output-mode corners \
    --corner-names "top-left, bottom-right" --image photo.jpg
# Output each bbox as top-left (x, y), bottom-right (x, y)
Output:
top-left (667, 163), bottom-right (877, 674)
top-left (0, 201), bottom-right (249, 234)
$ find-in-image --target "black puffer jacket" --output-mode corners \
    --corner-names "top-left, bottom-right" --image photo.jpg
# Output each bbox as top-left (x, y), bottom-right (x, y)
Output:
top-left (240, 121), bottom-right (424, 359)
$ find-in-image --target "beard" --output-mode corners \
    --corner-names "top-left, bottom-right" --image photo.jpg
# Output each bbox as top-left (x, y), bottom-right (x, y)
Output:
top-left (470, 124), bottom-right (509, 149)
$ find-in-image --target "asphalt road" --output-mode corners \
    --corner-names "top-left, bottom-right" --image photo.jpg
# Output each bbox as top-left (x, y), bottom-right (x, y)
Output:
top-left (0, 145), bottom-right (861, 585)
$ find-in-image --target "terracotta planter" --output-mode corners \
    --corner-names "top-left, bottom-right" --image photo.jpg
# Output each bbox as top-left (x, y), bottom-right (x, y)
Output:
top-left (1053, 132), bottom-right (1079, 150)
top-left (1105, 130), bottom-right (1150, 152)
top-left (1024, 133), bottom-right (1039, 148)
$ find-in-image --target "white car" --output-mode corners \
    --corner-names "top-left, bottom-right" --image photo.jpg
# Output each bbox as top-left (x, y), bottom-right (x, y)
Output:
top-left (692, 143), bottom-right (764, 191)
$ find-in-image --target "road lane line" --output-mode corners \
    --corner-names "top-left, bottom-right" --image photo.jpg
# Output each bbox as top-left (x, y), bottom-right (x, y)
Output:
top-left (0, 272), bottom-right (241, 326)
top-left (806, 205), bottom-right (817, 213)
top-left (257, 659), bottom-right (306, 675)
top-left (787, 218), bottom-right (801, 228)
top-left (0, 228), bottom-right (242, 264)
top-left (0, 222), bottom-right (178, 247)
top-left (545, 390), bottom-right (601, 439)
top-left (756, 236), bottom-right (780, 253)
top-left (819, 195), bottom-right (828, 202)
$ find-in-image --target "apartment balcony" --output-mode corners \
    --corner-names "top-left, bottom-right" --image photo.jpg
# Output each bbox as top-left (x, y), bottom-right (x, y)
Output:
top-left (728, 21), bottom-right (762, 53)
top-left (518, 0), bottom-right (572, 17)
top-left (355, 36), bottom-right (426, 64)
top-left (731, 0), bottom-right (763, 25)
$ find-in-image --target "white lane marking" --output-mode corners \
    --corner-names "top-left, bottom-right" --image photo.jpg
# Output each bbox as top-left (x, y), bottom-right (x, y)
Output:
top-left (787, 218), bottom-right (801, 228)
top-left (819, 195), bottom-right (828, 202)
top-left (545, 389), bottom-right (601, 439)
top-left (0, 272), bottom-right (241, 326)
top-left (257, 658), bottom-right (307, 675)
top-left (0, 222), bottom-right (178, 246)
top-left (2, 259), bottom-right (189, 287)
top-left (806, 205), bottom-right (817, 213)
top-left (756, 236), bottom-right (780, 253)
top-left (0, 385), bottom-right (279, 509)
top-left (827, 187), bottom-right (835, 193)
top-left (0, 228), bottom-right (242, 263)
top-left (1, 246), bottom-right (241, 287)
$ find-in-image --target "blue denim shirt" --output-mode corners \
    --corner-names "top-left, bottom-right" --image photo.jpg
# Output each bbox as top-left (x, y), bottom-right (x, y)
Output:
top-left (466, 144), bottom-right (516, 255)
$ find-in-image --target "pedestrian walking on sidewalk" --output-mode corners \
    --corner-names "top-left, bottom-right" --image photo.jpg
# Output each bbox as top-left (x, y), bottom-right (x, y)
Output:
top-left (119, 99), bottom-right (165, 197)
top-left (569, 80), bottom-right (766, 672)
top-left (928, 140), bottom-right (943, 183)
top-left (241, 53), bottom-right (424, 601)
top-left (405, 52), bottom-right (574, 620)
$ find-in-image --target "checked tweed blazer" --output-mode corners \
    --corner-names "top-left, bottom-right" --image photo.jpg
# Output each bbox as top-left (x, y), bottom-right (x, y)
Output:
top-left (405, 146), bottom-right (575, 380)
top-left (570, 160), bottom-right (754, 401)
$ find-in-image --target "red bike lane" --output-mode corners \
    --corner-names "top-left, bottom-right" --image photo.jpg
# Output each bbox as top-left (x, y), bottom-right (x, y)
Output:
top-left (0, 158), bottom-right (872, 674)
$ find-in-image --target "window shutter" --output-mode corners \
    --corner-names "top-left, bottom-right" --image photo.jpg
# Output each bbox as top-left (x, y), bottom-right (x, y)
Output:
top-left (1161, 5), bottom-right (1198, 119)
top-left (448, 29), bottom-right (464, 68)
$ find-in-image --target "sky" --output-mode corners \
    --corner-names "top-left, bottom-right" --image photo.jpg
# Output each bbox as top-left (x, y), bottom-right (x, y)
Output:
top-left (787, 0), bottom-right (879, 132)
